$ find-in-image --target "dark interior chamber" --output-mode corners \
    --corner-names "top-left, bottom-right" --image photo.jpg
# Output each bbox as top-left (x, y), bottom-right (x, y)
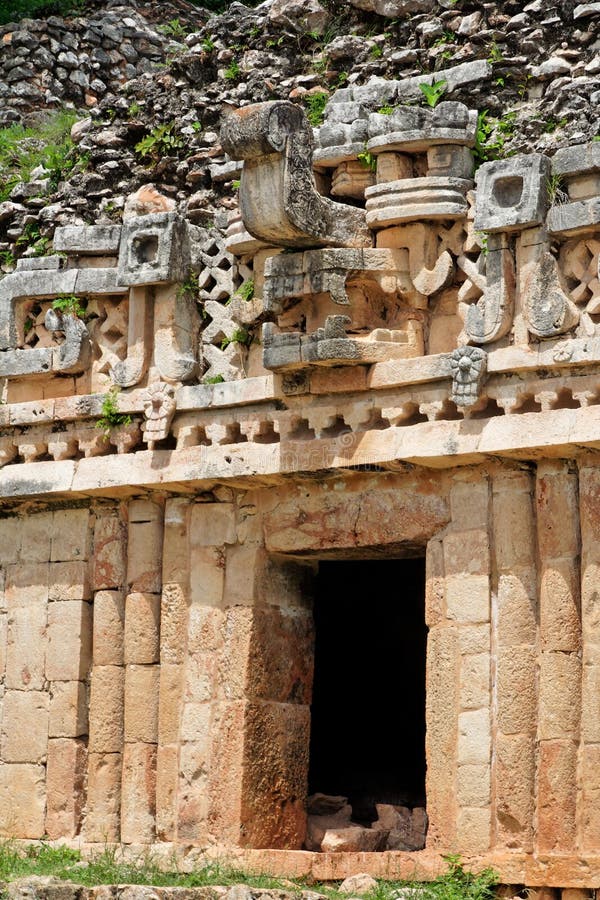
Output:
top-left (308, 557), bottom-right (427, 825)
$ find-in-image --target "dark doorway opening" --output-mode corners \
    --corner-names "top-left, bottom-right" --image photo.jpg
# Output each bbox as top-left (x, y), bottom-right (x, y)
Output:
top-left (308, 558), bottom-right (427, 825)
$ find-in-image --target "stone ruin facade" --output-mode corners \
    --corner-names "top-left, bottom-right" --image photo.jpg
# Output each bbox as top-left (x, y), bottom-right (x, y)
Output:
top-left (5, 81), bottom-right (600, 896)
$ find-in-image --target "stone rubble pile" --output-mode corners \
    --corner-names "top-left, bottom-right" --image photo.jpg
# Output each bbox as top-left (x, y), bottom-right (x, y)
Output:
top-left (0, 0), bottom-right (205, 126)
top-left (2, 0), bottom-right (600, 292)
top-left (306, 793), bottom-right (428, 853)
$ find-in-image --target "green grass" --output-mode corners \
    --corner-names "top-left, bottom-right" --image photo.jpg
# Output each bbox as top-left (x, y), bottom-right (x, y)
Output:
top-left (0, 109), bottom-right (80, 202)
top-left (0, 845), bottom-right (498, 900)
top-left (0, 844), bottom-right (304, 889)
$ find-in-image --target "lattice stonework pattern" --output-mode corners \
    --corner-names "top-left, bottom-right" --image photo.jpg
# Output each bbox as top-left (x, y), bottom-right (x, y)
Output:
top-left (88, 296), bottom-right (129, 391)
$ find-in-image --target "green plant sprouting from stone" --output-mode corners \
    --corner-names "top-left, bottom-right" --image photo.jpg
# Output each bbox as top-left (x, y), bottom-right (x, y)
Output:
top-left (234, 279), bottom-right (254, 302)
top-left (177, 271), bottom-right (199, 299)
top-left (473, 109), bottom-right (505, 165)
top-left (203, 374), bottom-right (225, 384)
top-left (96, 386), bottom-right (132, 437)
top-left (52, 295), bottom-right (87, 318)
top-left (15, 223), bottom-right (50, 256)
top-left (135, 122), bottom-right (184, 161)
top-left (0, 108), bottom-right (81, 202)
top-left (159, 18), bottom-right (189, 39)
top-left (224, 59), bottom-right (241, 81)
top-left (487, 41), bottom-right (503, 64)
top-left (546, 173), bottom-right (568, 206)
top-left (303, 91), bottom-right (329, 127)
top-left (418, 78), bottom-right (447, 108)
top-left (358, 149), bottom-right (377, 172)
top-left (221, 328), bottom-right (251, 350)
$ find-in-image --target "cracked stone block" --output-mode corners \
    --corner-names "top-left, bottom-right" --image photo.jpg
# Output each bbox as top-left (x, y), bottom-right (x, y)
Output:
top-left (117, 213), bottom-right (190, 286)
top-left (474, 154), bottom-right (551, 233)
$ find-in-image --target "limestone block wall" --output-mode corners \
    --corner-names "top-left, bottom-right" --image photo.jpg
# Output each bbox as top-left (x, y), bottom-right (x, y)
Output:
top-left (0, 504), bottom-right (94, 839)
top-left (1, 461), bottom-right (600, 885)
top-left (0, 492), bottom-right (315, 849)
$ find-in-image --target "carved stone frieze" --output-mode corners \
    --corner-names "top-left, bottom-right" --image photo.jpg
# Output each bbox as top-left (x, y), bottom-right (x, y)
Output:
top-left (263, 314), bottom-right (423, 371)
top-left (142, 381), bottom-right (177, 448)
top-left (449, 345), bottom-right (487, 409)
top-left (474, 154), bottom-right (550, 234)
top-left (0, 261), bottom-right (117, 378)
top-left (264, 247), bottom-right (429, 312)
top-left (522, 245), bottom-right (579, 340)
top-left (460, 235), bottom-right (515, 345)
top-left (220, 101), bottom-right (371, 249)
top-left (117, 212), bottom-right (191, 286)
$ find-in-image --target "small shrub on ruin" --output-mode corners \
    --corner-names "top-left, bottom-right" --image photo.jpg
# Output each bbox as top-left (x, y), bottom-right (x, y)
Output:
top-left (418, 78), bottom-right (447, 108)
top-left (96, 387), bottom-right (132, 437)
top-left (52, 295), bottom-right (87, 318)
top-left (234, 278), bottom-right (254, 302)
top-left (135, 122), bottom-right (184, 162)
top-left (221, 328), bottom-right (251, 350)
top-left (304, 91), bottom-right (329, 127)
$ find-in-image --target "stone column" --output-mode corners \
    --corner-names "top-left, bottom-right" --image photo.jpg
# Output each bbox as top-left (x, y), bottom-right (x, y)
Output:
top-left (425, 533), bottom-right (458, 849)
top-left (121, 499), bottom-right (163, 843)
top-left (0, 512), bottom-right (49, 838)
top-left (536, 462), bottom-right (580, 853)
top-left (234, 552), bottom-right (314, 849)
top-left (492, 471), bottom-right (537, 852)
top-left (46, 507), bottom-right (93, 839)
top-left (156, 497), bottom-right (191, 840)
top-left (442, 474), bottom-right (492, 854)
top-left (179, 495), bottom-right (314, 849)
top-left (578, 463), bottom-right (600, 849)
top-left (86, 504), bottom-right (127, 841)
top-left (177, 499), bottom-right (237, 845)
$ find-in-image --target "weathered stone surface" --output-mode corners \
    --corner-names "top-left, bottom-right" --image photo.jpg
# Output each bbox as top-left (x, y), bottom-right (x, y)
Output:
top-left (320, 826), bottom-right (388, 853)
top-left (221, 102), bottom-right (371, 250)
top-left (84, 751), bottom-right (122, 842)
top-left (45, 738), bottom-right (86, 839)
top-left (121, 742), bottom-right (157, 843)
top-left (339, 874), bottom-right (378, 894)
top-left (88, 665), bottom-right (124, 753)
top-left (268, 0), bottom-right (330, 33)
top-left (347, 0), bottom-right (433, 13)
top-left (124, 592), bottom-right (160, 664)
top-left (0, 690), bottom-right (48, 763)
top-left (46, 600), bottom-right (92, 681)
top-left (49, 680), bottom-right (88, 738)
top-left (124, 664), bottom-right (160, 743)
top-left (0, 764), bottom-right (45, 838)
top-left (93, 590), bottom-right (125, 666)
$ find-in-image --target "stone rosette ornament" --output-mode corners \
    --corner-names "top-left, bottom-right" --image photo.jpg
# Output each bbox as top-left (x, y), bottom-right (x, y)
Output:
top-left (142, 381), bottom-right (176, 448)
top-left (450, 345), bottom-right (487, 409)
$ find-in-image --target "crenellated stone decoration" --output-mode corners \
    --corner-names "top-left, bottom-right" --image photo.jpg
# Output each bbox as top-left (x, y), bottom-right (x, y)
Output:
top-left (220, 101), bottom-right (372, 249)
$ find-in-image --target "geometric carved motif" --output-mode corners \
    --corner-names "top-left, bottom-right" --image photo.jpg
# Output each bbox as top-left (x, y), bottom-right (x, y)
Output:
top-left (87, 296), bottom-right (129, 389)
top-left (561, 237), bottom-right (600, 333)
top-left (196, 230), bottom-right (253, 381)
top-left (22, 300), bottom-right (55, 349)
